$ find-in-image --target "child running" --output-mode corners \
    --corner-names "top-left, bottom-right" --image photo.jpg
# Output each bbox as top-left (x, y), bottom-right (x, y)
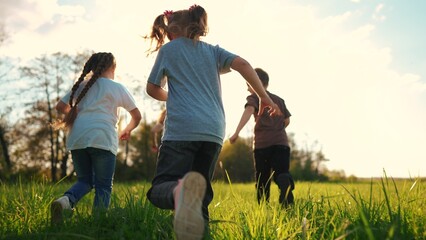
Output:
top-left (51, 52), bottom-right (141, 224)
top-left (230, 68), bottom-right (295, 207)
top-left (144, 5), bottom-right (281, 240)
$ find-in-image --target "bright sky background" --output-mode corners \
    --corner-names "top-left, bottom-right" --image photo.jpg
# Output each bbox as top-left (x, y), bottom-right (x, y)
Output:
top-left (1, 0), bottom-right (425, 178)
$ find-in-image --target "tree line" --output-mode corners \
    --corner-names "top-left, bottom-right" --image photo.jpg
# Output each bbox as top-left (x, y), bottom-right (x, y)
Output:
top-left (0, 50), bottom-right (354, 183)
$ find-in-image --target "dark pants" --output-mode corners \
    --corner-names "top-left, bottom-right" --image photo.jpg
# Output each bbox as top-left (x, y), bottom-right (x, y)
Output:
top-left (254, 145), bottom-right (295, 206)
top-left (146, 141), bottom-right (222, 221)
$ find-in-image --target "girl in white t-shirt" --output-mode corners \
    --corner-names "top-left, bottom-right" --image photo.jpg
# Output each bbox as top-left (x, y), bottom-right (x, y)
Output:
top-left (50, 52), bottom-right (141, 224)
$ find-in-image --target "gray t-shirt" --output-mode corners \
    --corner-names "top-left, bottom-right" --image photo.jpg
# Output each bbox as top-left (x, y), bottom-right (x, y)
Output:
top-left (246, 91), bottom-right (291, 149)
top-left (148, 38), bottom-right (237, 145)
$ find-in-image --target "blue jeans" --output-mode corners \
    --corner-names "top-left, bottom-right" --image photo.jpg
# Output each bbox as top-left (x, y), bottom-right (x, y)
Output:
top-left (64, 147), bottom-right (116, 209)
top-left (146, 141), bottom-right (222, 221)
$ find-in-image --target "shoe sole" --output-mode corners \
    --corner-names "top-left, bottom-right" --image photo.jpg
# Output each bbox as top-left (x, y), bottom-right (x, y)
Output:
top-left (174, 172), bottom-right (207, 240)
top-left (51, 201), bottom-right (64, 225)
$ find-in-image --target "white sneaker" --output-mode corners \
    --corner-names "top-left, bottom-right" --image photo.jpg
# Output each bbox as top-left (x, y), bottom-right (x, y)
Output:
top-left (173, 172), bottom-right (207, 240)
top-left (51, 196), bottom-right (72, 224)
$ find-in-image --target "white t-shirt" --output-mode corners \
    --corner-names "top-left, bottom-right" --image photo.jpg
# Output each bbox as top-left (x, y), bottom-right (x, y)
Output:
top-left (61, 77), bottom-right (137, 155)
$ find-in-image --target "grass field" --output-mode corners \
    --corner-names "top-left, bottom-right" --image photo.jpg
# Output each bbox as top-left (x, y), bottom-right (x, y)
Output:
top-left (0, 176), bottom-right (424, 239)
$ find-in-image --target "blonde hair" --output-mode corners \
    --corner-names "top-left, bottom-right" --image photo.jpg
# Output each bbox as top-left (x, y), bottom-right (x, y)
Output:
top-left (145, 4), bottom-right (208, 54)
top-left (53, 52), bottom-right (116, 130)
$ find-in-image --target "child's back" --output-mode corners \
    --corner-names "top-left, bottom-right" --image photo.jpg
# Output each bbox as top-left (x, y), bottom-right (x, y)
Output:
top-left (149, 37), bottom-right (236, 144)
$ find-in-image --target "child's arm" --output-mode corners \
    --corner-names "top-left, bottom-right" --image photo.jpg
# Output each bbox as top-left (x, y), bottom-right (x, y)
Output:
top-left (229, 105), bottom-right (255, 144)
top-left (230, 57), bottom-right (282, 116)
top-left (146, 82), bottom-right (168, 101)
top-left (119, 108), bottom-right (142, 140)
top-left (56, 100), bottom-right (70, 114)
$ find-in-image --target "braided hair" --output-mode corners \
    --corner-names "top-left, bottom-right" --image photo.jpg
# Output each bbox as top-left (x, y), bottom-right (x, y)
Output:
top-left (145, 4), bottom-right (208, 54)
top-left (53, 52), bottom-right (115, 130)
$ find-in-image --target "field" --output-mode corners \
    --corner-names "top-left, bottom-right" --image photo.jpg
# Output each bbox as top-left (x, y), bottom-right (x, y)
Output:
top-left (0, 176), bottom-right (424, 240)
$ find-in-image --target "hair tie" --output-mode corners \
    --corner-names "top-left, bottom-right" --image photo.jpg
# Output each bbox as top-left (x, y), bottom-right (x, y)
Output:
top-left (189, 4), bottom-right (198, 11)
top-left (164, 10), bottom-right (173, 21)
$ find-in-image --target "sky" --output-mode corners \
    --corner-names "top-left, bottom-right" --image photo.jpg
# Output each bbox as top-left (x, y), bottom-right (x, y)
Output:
top-left (1, 0), bottom-right (425, 178)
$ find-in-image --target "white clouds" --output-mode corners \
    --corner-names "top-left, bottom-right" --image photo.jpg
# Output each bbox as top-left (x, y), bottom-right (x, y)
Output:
top-left (55, 5), bottom-right (86, 21)
top-left (1, 0), bottom-right (89, 60)
top-left (373, 3), bottom-right (386, 22)
top-left (1, 0), bottom-right (45, 31)
top-left (1, 0), bottom-right (83, 37)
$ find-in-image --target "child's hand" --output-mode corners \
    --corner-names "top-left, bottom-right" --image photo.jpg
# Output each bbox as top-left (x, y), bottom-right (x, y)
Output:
top-left (151, 145), bottom-right (159, 153)
top-left (259, 97), bottom-right (282, 117)
top-left (119, 130), bottom-right (131, 140)
top-left (229, 133), bottom-right (239, 144)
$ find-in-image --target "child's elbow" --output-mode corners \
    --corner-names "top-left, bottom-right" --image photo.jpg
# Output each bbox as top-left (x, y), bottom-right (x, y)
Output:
top-left (146, 82), bottom-right (163, 100)
top-left (131, 108), bottom-right (142, 123)
top-left (146, 84), bottom-right (155, 98)
top-left (231, 57), bottom-right (250, 72)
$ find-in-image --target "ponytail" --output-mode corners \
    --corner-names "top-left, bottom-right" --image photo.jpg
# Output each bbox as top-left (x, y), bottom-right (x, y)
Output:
top-left (188, 4), bottom-right (205, 22)
top-left (187, 4), bottom-right (208, 40)
top-left (145, 13), bottom-right (169, 54)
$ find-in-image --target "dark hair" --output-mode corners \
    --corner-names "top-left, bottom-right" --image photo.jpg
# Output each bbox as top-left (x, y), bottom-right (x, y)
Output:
top-left (255, 68), bottom-right (269, 87)
top-left (145, 4), bottom-right (208, 54)
top-left (53, 52), bottom-right (115, 130)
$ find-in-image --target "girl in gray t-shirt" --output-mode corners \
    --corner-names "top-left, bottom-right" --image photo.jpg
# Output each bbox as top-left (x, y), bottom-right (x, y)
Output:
top-left (144, 5), bottom-right (283, 240)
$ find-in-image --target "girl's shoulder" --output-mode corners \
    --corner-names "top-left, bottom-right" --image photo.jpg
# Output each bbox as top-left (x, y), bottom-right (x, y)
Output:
top-left (163, 37), bottom-right (189, 46)
top-left (98, 77), bottom-right (114, 84)
top-left (164, 38), bottom-right (213, 48)
top-left (98, 77), bottom-right (126, 89)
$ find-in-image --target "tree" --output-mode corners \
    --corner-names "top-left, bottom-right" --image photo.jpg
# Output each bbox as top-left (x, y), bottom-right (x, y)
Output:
top-left (0, 113), bottom-right (12, 172)
top-left (117, 117), bottom-right (158, 181)
top-left (0, 84), bottom-right (13, 174)
top-left (216, 132), bottom-right (338, 183)
top-left (0, 23), bottom-right (14, 176)
top-left (214, 138), bottom-right (254, 183)
top-left (288, 134), bottom-right (331, 181)
top-left (18, 51), bottom-right (92, 181)
top-left (113, 73), bottom-right (161, 181)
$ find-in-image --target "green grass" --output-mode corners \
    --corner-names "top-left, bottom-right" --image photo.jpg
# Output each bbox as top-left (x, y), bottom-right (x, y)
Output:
top-left (0, 176), bottom-right (424, 239)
